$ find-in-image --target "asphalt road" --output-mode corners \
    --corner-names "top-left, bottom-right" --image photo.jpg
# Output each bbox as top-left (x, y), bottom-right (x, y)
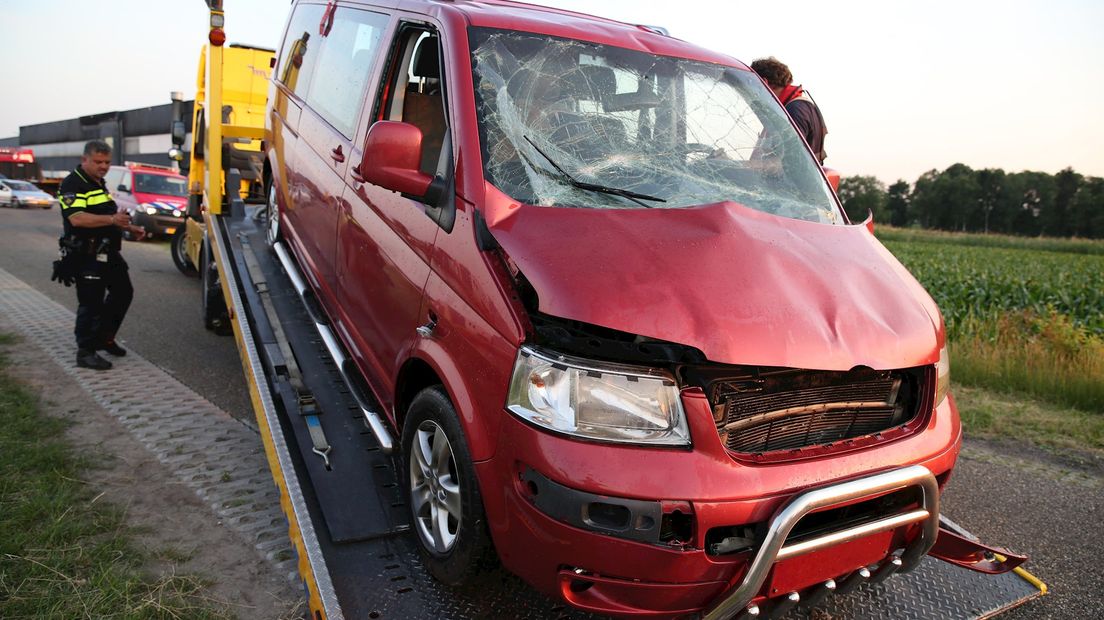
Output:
top-left (0, 205), bottom-right (253, 423)
top-left (1, 205), bottom-right (1099, 618)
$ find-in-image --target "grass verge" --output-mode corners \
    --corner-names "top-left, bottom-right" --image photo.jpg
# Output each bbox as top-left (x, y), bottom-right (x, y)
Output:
top-left (0, 333), bottom-right (233, 619)
top-left (954, 384), bottom-right (1104, 455)
top-left (950, 309), bottom-right (1104, 413)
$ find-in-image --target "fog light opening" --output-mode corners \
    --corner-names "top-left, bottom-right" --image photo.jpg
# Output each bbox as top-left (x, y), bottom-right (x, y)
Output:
top-left (660, 502), bottom-right (695, 545)
top-left (584, 502), bottom-right (631, 531)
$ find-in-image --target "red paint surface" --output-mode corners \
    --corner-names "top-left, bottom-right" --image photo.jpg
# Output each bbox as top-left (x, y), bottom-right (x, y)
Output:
top-left (484, 184), bottom-right (943, 371)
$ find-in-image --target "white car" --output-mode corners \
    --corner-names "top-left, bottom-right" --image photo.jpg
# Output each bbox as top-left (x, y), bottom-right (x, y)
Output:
top-left (0, 181), bottom-right (11, 207)
top-left (2, 180), bottom-right (57, 209)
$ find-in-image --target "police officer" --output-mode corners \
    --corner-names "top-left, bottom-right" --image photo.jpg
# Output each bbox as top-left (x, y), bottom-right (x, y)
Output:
top-left (57, 140), bottom-right (145, 370)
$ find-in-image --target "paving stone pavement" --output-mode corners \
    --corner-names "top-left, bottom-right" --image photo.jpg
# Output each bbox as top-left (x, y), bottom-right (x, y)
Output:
top-left (0, 265), bottom-right (298, 580)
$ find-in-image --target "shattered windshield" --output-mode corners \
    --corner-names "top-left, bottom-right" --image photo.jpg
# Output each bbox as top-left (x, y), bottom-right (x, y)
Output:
top-left (470, 28), bottom-right (842, 224)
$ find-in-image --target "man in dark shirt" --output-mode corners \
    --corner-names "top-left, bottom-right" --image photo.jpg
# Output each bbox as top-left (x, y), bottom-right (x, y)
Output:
top-left (751, 57), bottom-right (828, 164)
top-left (57, 140), bottom-right (145, 370)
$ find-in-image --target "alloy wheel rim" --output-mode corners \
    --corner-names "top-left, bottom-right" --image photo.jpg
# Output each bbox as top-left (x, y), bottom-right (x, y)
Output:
top-left (266, 184), bottom-right (279, 246)
top-left (409, 420), bottom-right (462, 553)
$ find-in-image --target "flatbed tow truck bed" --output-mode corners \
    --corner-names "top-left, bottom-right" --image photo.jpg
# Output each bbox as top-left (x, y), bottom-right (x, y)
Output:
top-left (208, 208), bottom-right (1045, 620)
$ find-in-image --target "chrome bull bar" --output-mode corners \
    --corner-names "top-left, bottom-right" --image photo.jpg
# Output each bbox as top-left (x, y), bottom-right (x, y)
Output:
top-left (703, 465), bottom-right (940, 620)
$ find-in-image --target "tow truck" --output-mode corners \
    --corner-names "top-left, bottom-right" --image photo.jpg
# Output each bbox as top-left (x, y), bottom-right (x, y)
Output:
top-left (177, 2), bottom-right (1047, 618)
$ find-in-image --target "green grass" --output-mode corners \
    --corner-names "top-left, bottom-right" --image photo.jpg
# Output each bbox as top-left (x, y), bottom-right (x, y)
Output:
top-left (0, 333), bottom-right (234, 619)
top-left (954, 384), bottom-right (1104, 454)
top-left (950, 310), bottom-right (1104, 413)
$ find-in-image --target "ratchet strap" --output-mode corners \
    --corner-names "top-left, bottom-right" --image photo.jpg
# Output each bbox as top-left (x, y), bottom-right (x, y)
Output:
top-left (239, 234), bottom-right (332, 468)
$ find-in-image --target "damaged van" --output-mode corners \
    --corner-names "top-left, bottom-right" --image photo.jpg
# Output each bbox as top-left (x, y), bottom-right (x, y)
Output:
top-left (264, 0), bottom-right (959, 616)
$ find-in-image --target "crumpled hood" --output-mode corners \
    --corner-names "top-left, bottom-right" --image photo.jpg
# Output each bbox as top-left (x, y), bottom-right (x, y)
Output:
top-left (484, 187), bottom-right (942, 371)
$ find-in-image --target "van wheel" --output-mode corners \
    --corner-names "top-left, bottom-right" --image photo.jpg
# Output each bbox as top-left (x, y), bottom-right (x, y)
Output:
top-left (171, 228), bottom-right (197, 276)
top-left (403, 386), bottom-right (495, 585)
top-left (265, 181), bottom-right (280, 248)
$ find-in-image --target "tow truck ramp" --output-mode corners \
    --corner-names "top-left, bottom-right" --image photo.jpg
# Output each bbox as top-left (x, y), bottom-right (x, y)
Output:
top-left (208, 209), bottom-right (1045, 619)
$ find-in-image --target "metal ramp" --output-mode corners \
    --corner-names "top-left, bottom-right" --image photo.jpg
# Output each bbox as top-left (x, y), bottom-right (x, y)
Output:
top-left (210, 210), bottom-right (1045, 619)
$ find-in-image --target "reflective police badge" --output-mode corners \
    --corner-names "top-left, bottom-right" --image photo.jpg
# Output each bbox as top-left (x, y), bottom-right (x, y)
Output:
top-left (59, 193), bottom-right (77, 208)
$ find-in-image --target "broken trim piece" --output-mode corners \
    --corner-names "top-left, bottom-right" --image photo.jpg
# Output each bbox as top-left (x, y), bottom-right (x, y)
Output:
top-left (929, 518), bottom-right (1028, 575)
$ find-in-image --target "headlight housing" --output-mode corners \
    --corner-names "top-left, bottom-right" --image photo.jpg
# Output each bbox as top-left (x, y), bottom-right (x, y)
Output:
top-left (934, 344), bottom-right (950, 406)
top-left (143, 204), bottom-right (158, 215)
top-left (506, 346), bottom-right (690, 446)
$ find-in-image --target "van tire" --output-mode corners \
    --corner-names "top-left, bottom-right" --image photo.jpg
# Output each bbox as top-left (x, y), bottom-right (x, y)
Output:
top-left (402, 386), bottom-right (496, 585)
top-left (265, 181), bottom-right (281, 248)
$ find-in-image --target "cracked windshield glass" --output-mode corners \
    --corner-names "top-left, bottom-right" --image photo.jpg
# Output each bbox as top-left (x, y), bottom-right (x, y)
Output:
top-left (471, 28), bottom-right (841, 223)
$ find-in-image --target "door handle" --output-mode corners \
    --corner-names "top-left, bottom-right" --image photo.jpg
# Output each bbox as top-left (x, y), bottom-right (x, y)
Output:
top-left (330, 145), bottom-right (345, 163)
top-left (350, 165), bottom-right (367, 184)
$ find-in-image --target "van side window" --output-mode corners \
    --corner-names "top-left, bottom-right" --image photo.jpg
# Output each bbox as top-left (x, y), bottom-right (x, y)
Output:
top-left (275, 3), bottom-right (326, 98)
top-left (306, 9), bottom-right (388, 138)
top-left (378, 29), bottom-right (448, 175)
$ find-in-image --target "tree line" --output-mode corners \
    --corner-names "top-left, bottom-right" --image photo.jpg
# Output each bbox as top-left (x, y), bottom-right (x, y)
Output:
top-left (837, 164), bottom-right (1104, 238)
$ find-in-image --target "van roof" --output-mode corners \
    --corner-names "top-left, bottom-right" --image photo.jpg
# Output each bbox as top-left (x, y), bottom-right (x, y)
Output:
top-left (410, 0), bottom-right (748, 70)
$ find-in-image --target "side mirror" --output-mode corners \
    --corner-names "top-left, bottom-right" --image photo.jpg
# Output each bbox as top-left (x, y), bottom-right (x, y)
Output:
top-left (117, 184), bottom-right (131, 193)
top-left (355, 121), bottom-right (433, 198)
top-left (171, 120), bottom-right (187, 147)
top-left (822, 167), bottom-right (841, 193)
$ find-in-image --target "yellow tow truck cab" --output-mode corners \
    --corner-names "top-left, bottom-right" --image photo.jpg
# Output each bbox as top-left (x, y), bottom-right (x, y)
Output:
top-left (170, 38), bottom-right (272, 283)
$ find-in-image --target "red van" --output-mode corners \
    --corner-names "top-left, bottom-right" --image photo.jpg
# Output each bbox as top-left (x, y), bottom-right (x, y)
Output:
top-left (263, 1), bottom-right (958, 616)
top-left (105, 162), bottom-right (189, 239)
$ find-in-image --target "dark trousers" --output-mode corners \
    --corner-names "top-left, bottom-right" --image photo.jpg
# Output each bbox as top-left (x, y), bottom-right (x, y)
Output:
top-left (74, 255), bottom-right (133, 351)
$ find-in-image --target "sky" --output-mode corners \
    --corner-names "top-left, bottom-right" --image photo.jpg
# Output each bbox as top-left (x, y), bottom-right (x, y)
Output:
top-left (3, 0), bottom-right (1102, 184)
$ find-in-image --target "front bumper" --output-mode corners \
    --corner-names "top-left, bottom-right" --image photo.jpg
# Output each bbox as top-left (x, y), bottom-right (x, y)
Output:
top-left (133, 211), bottom-right (185, 236)
top-left (479, 391), bottom-right (962, 617)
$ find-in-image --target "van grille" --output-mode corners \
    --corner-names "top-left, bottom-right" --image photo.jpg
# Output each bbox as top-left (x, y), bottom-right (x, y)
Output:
top-left (692, 366), bottom-right (928, 458)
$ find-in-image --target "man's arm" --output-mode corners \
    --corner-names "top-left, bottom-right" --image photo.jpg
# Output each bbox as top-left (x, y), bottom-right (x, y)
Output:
top-left (68, 211), bottom-right (131, 228)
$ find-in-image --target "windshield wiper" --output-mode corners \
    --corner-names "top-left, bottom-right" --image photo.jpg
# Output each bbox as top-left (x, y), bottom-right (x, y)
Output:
top-left (522, 136), bottom-right (666, 208)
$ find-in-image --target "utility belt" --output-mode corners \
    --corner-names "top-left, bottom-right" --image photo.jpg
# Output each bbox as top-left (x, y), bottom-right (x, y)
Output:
top-left (60, 234), bottom-right (115, 258)
top-left (52, 235), bottom-right (118, 287)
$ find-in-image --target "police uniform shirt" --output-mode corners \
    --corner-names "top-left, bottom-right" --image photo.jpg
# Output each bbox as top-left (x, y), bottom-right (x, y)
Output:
top-left (58, 167), bottom-right (123, 253)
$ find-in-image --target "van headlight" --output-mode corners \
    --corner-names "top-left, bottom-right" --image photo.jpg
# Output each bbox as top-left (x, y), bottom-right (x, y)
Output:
top-left (143, 204), bottom-right (159, 215)
top-left (935, 344), bottom-right (950, 406)
top-left (506, 346), bottom-right (690, 446)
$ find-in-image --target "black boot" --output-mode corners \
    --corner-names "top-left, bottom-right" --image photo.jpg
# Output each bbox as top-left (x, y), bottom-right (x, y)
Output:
top-left (76, 349), bottom-right (113, 370)
top-left (99, 340), bottom-right (127, 357)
